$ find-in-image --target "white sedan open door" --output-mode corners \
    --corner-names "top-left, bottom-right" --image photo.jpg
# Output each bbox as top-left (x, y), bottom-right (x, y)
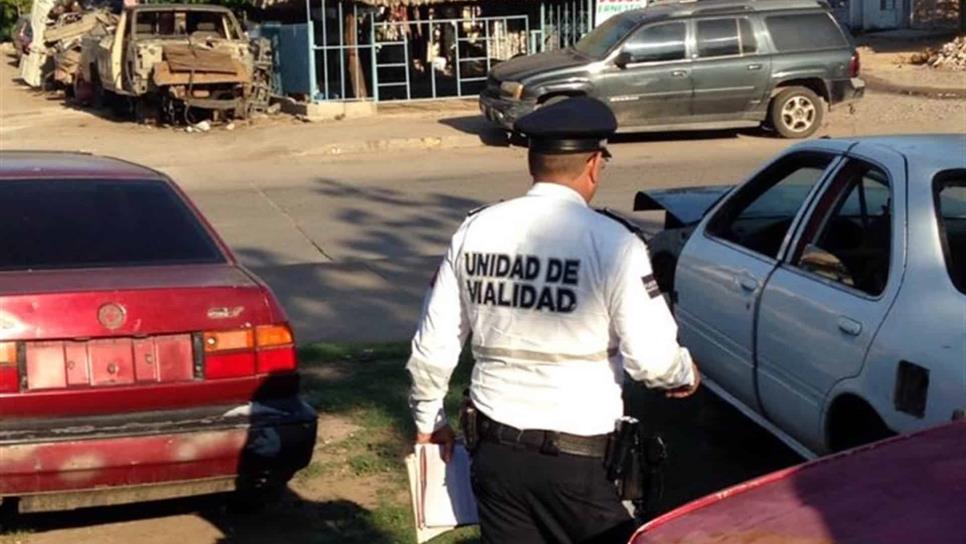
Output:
top-left (755, 146), bottom-right (906, 453)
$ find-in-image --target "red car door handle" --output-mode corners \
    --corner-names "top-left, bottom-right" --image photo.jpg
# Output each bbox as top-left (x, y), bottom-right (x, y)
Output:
top-left (838, 317), bottom-right (862, 336)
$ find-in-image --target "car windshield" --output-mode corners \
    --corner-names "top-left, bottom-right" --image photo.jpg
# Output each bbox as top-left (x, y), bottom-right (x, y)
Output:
top-left (133, 11), bottom-right (238, 40)
top-left (574, 14), bottom-right (638, 58)
top-left (0, 179), bottom-right (226, 271)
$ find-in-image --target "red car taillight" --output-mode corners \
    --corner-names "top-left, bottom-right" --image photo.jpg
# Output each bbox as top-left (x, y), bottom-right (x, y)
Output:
top-left (849, 51), bottom-right (861, 78)
top-left (203, 324), bottom-right (296, 379)
top-left (0, 341), bottom-right (20, 393)
top-left (254, 325), bottom-right (297, 374)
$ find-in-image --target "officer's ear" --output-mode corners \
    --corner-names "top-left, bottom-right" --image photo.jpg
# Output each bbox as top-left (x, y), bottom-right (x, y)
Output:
top-left (588, 151), bottom-right (604, 185)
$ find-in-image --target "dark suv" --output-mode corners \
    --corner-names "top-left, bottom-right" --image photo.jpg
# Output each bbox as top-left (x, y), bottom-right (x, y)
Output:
top-left (480, 0), bottom-right (863, 138)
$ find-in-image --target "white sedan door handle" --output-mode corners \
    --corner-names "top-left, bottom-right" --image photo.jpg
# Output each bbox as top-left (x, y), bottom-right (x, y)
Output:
top-left (838, 317), bottom-right (862, 336)
top-left (736, 273), bottom-right (759, 292)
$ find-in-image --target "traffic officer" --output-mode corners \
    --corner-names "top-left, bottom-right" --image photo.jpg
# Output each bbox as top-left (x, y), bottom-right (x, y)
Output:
top-left (406, 97), bottom-right (701, 544)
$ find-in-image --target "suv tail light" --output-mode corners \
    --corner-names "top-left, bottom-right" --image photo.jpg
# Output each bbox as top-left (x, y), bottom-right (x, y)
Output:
top-left (202, 324), bottom-right (296, 379)
top-left (0, 341), bottom-right (20, 393)
top-left (849, 51), bottom-right (860, 78)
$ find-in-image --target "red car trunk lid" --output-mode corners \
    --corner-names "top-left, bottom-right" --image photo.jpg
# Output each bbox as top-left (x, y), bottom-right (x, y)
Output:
top-left (0, 264), bottom-right (275, 393)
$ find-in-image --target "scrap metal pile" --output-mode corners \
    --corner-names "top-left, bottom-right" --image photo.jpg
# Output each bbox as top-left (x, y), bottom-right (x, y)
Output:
top-left (17, 0), bottom-right (116, 90)
top-left (46, 5), bottom-right (118, 90)
top-left (910, 36), bottom-right (966, 71)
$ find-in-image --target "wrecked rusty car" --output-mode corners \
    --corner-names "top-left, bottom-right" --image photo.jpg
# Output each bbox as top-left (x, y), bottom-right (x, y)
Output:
top-left (0, 152), bottom-right (316, 516)
top-left (74, 4), bottom-right (271, 123)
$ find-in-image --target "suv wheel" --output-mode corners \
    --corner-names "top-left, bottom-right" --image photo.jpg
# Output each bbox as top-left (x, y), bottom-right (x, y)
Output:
top-left (769, 87), bottom-right (824, 139)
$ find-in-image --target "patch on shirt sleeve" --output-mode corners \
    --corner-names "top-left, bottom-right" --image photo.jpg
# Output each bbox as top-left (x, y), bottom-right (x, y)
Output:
top-left (642, 274), bottom-right (661, 298)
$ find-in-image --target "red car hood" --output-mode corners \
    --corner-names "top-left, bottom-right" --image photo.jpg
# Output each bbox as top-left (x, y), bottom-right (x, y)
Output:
top-left (631, 420), bottom-right (966, 544)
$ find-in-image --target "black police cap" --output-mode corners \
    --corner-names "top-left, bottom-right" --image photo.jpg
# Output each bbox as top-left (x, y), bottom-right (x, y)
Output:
top-left (513, 96), bottom-right (618, 154)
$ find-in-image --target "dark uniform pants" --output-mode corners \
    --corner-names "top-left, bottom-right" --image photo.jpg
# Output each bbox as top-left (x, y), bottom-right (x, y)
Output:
top-left (470, 440), bottom-right (637, 544)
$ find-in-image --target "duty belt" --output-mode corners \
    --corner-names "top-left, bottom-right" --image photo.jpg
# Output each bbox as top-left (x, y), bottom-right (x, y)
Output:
top-left (477, 412), bottom-right (609, 458)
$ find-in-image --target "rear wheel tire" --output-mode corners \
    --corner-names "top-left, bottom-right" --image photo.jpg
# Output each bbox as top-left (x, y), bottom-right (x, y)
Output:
top-left (768, 86), bottom-right (824, 139)
top-left (827, 398), bottom-right (894, 452)
top-left (73, 73), bottom-right (92, 106)
top-left (0, 498), bottom-right (18, 532)
top-left (228, 481), bottom-right (286, 514)
top-left (91, 69), bottom-right (107, 111)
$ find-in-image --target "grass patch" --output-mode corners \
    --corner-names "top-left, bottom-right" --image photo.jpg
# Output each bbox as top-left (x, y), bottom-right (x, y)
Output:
top-left (297, 342), bottom-right (478, 544)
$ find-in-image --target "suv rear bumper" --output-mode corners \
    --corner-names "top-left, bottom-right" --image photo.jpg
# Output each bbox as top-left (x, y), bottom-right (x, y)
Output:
top-left (0, 397), bottom-right (317, 512)
top-left (479, 91), bottom-right (536, 130)
top-left (830, 77), bottom-right (865, 108)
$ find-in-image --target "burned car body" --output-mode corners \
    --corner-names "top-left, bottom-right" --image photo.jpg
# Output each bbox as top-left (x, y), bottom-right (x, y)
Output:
top-left (46, 8), bottom-right (118, 90)
top-left (75, 4), bottom-right (270, 122)
top-left (637, 135), bottom-right (966, 457)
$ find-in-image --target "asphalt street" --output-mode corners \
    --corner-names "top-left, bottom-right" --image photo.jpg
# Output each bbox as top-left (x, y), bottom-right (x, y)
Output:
top-left (167, 135), bottom-right (787, 342)
top-left (4, 51), bottom-right (963, 344)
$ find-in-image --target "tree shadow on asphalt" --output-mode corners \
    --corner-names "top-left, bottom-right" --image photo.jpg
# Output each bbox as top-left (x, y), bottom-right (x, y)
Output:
top-left (235, 178), bottom-right (487, 344)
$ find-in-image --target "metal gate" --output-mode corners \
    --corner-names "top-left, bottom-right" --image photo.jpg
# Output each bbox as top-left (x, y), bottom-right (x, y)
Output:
top-left (371, 15), bottom-right (530, 101)
top-left (304, 0), bottom-right (591, 103)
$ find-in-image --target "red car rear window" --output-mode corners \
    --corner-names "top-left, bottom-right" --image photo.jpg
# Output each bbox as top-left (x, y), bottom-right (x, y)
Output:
top-left (1, 179), bottom-right (225, 271)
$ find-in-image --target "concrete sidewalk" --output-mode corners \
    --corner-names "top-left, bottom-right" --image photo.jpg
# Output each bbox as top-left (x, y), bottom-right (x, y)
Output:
top-left (0, 57), bottom-right (499, 166)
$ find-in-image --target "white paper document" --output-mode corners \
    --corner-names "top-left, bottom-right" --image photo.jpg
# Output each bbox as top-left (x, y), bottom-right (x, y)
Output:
top-left (406, 443), bottom-right (479, 543)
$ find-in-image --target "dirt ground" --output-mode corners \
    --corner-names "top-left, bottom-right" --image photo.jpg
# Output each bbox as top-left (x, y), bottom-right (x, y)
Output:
top-left (858, 32), bottom-right (966, 96)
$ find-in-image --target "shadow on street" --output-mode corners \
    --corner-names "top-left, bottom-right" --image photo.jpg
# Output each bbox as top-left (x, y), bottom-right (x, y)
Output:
top-left (237, 178), bottom-right (486, 344)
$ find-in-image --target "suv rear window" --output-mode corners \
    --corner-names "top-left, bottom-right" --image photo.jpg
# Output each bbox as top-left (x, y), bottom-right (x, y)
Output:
top-left (1, 179), bottom-right (226, 271)
top-left (765, 13), bottom-right (847, 52)
top-left (935, 170), bottom-right (966, 294)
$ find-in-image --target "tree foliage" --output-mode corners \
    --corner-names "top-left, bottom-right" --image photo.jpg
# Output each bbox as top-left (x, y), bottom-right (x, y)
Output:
top-left (1, 0), bottom-right (31, 41)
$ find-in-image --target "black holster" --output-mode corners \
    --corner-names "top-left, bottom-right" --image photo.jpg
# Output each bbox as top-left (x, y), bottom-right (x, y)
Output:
top-left (603, 417), bottom-right (668, 520)
top-left (459, 390), bottom-right (480, 453)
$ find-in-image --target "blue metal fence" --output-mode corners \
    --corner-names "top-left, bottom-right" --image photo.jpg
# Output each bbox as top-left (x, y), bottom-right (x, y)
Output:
top-left (294, 0), bottom-right (592, 103)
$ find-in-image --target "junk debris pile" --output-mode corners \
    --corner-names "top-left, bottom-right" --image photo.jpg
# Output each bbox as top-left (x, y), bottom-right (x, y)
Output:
top-left (47, 7), bottom-right (118, 90)
top-left (909, 36), bottom-right (966, 71)
top-left (18, 1), bottom-right (275, 125)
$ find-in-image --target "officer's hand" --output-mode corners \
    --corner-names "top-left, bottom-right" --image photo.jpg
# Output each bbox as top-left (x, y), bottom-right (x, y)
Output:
top-left (416, 424), bottom-right (456, 463)
top-left (665, 361), bottom-right (701, 399)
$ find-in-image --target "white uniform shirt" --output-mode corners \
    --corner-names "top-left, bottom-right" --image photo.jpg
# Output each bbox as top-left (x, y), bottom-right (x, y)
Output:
top-left (406, 182), bottom-right (696, 436)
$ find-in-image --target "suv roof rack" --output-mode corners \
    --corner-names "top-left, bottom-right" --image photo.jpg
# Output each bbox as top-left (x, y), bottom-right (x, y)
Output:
top-left (648, 0), bottom-right (830, 16)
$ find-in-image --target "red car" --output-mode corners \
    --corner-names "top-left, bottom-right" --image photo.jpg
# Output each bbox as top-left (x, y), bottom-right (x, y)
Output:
top-left (0, 152), bottom-right (316, 516)
top-left (630, 420), bottom-right (966, 544)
